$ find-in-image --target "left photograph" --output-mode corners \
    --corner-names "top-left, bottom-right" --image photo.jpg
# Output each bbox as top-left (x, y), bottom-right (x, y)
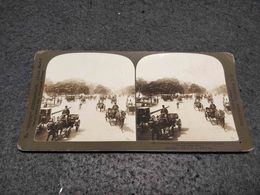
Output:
top-left (35, 53), bottom-right (136, 142)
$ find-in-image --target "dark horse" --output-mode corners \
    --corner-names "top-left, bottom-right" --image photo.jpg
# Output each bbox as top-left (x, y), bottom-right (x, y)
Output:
top-left (96, 102), bottom-right (106, 112)
top-left (193, 101), bottom-right (204, 111)
top-left (205, 108), bottom-right (225, 128)
top-left (106, 109), bottom-right (126, 131)
top-left (115, 110), bottom-right (126, 131)
top-left (157, 114), bottom-right (181, 135)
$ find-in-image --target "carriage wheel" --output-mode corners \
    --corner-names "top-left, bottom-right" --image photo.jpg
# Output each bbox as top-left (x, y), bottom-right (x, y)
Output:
top-left (209, 117), bottom-right (215, 125)
top-left (221, 118), bottom-right (225, 128)
top-left (164, 127), bottom-right (169, 135)
top-left (66, 129), bottom-right (71, 138)
top-left (109, 119), bottom-right (113, 126)
top-left (171, 125), bottom-right (176, 136)
top-left (76, 121), bottom-right (80, 131)
top-left (177, 119), bottom-right (182, 131)
top-left (205, 113), bottom-right (209, 121)
top-left (120, 122), bottom-right (124, 131)
top-left (225, 107), bottom-right (231, 114)
top-left (47, 134), bottom-right (54, 142)
top-left (178, 124), bottom-right (182, 131)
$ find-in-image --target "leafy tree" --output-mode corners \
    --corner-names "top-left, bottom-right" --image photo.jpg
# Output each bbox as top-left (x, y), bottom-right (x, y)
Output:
top-left (214, 84), bottom-right (227, 94)
top-left (137, 78), bottom-right (206, 95)
top-left (44, 80), bottom-right (90, 96)
top-left (119, 85), bottom-right (135, 95)
top-left (136, 78), bottom-right (148, 92)
top-left (94, 85), bottom-right (111, 95)
top-left (141, 78), bottom-right (184, 95)
top-left (188, 83), bottom-right (206, 94)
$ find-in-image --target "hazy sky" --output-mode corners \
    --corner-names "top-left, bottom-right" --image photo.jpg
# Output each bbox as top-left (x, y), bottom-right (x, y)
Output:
top-left (136, 53), bottom-right (227, 90)
top-left (46, 53), bottom-right (135, 91)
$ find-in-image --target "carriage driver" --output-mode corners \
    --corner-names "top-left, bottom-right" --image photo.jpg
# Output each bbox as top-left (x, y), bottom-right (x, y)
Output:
top-left (112, 102), bottom-right (119, 111)
top-left (161, 105), bottom-right (168, 115)
top-left (209, 102), bottom-right (217, 112)
top-left (160, 105), bottom-right (168, 119)
top-left (111, 103), bottom-right (119, 117)
top-left (62, 106), bottom-right (70, 116)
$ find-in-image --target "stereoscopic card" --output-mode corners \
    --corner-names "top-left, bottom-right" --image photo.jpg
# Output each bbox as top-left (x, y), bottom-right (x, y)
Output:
top-left (18, 51), bottom-right (254, 152)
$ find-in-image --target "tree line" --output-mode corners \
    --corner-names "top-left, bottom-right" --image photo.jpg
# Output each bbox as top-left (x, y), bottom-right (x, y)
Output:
top-left (213, 84), bottom-right (227, 94)
top-left (44, 78), bottom-right (224, 97)
top-left (136, 78), bottom-right (207, 95)
top-left (44, 80), bottom-right (111, 96)
top-left (118, 85), bottom-right (135, 95)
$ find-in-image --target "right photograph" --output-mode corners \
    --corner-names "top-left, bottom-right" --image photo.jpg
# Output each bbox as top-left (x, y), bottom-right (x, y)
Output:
top-left (136, 53), bottom-right (239, 141)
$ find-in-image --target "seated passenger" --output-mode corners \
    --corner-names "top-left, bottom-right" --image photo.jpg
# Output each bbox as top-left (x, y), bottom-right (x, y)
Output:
top-left (112, 103), bottom-right (119, 111)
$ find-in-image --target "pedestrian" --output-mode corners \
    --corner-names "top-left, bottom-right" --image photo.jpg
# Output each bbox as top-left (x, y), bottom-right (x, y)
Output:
top-left (177, 102), bottom-right (179, 109)
top-left (79, 102), bottom-right (82, 109)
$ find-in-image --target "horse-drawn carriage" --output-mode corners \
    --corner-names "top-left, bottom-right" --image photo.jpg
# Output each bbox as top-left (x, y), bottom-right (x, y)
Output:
top-left (99, 95), bottom-right (106, 101)
top-left (36, 108), bottom-right (52, 134)
top-left (39, 108), bottom-right (52, 123)
top-left (105, 108), bottom-right (126, 130)
top-left (184, 94), bottom-right (193, 99)
top-left (46, 114), bottom-right (80, 141)
top-left (223, 102), bottom-right (231, 114)
top-left (111, 99), bottom-right (117, 104)
top-left (36, 106), bottom-right (80, 140)
top-left (136, 96), bottom-right (159, 107)
top-left (137, 107), bottom-right (182, 140)
top-left (80, 96), bottom-right (86, 103)
top-left (155, 113), bottom-right (182, 136)
top-left (193, 101), bottom-right (204, 111)
top-left (85, 95), bottom-right (96, 100)
top-left (161, 94), bottom-right (174, 101)
top-left (65, 95), bottom-right (75, 102)
top-left (177, 96), bottom-right (183, 102)
top-left (205, 107), bottom-right (225, 128)
top-left (207, 95), bottom-right (214, 103)
top-left (126, 103), bottom-right (135, 114)
top-left (96, 102), bottom-right (106, 112)
top-left (195, 94), bottom-right (203, 101)
top-left (111, 96), bottom-right (117, 104)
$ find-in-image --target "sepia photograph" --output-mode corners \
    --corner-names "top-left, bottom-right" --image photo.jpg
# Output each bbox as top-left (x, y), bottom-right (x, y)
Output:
top-left (34, 53), bottom-right (136, 142)
top-left (136, 53), bottom-right (239, 141)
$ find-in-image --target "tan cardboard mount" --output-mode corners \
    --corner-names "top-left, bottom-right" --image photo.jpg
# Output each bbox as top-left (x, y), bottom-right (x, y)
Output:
top-left (18, 51), bottom-right (254, 152)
